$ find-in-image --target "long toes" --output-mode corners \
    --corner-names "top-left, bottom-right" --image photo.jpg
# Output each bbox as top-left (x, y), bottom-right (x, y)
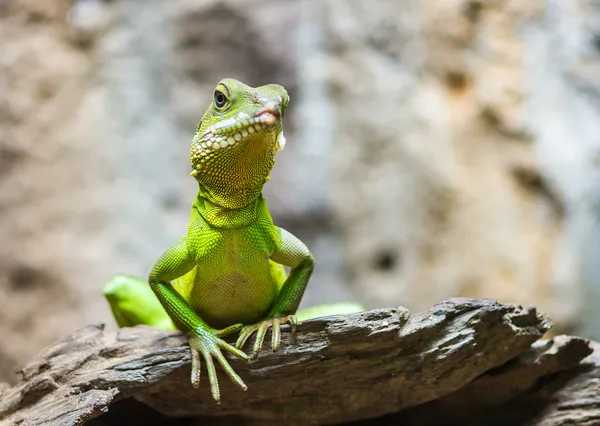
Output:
top-left (216, 323), bottom-right (244, 338)
top-left (205, 354), bottom-right (221, 404)
top-left (286, 315), bottom-right (298, 333)
top-left (236, 330), bottom-right (253, 350)
top-left (214, 348), bottom-right (247, 391)
top-left (222, 341), bottom-right (250, 361)
top-left (271, 318), bottom-right (281, 352)
top-left (252, 322), bottom-right (271, 360)
top-left (191, 349), bottom-right (201, 388)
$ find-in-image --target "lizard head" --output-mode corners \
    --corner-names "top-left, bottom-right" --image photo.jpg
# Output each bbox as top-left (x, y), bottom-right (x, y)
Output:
top-left (190, 78), bottom-right (289, 208)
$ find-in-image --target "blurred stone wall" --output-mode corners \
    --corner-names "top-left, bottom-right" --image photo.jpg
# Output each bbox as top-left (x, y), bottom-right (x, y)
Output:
top-left (1, 0), bottom-right (599, 383)
top-left (326, 0), bottom-right (600, 336)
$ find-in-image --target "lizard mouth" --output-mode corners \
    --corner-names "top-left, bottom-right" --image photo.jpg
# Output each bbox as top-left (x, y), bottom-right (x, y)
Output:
top-left (253, 106), bottom-right (279, 126)
top-left (190, 104), bottom-right (285, 177)
top-left (193, 109), bottom-right (280, 154)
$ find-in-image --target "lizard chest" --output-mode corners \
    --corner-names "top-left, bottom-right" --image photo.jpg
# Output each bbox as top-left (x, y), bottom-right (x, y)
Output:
top-left (192, 225), bottom-right (275, 274)
top-left (177, 224), bottom-right (283, 327)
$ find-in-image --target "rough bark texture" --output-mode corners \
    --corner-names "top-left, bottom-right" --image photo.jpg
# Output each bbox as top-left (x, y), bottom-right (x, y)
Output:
top-left (2, 298), bottom-right (598, 426)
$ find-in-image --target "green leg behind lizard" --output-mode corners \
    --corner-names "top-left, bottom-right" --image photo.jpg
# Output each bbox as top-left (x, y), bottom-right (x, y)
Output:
top-left (103, 78), bottom-right (364, 403)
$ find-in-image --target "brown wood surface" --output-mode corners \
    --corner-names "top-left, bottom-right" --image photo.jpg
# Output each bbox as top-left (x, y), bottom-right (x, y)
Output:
top-left (1, 298), bottom-right (597, 426)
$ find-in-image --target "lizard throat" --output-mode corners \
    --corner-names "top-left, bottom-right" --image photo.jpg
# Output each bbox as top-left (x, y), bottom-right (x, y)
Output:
top-left (189, 117), bottom-right (286, 209)
top-left (190, 116), bottom-right (286, 180)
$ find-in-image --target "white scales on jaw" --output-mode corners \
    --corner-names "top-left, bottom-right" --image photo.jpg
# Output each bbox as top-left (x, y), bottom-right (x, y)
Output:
top-left (190, 113), bottom-right (286, 177)
top-left (193, 112), bottom-right (285, 154)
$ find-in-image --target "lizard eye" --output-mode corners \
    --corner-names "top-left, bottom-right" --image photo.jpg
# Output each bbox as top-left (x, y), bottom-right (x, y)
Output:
top-left (214, 90), bottom-right (228, 109)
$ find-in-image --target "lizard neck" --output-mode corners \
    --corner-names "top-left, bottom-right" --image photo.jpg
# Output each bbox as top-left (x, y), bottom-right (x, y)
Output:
top-left (194, 190), bottom-right (264, 228)
top-left (195, 177), bottom-right (266, 210)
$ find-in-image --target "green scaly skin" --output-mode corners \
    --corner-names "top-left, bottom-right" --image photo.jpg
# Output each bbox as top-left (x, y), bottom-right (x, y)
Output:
top-left (103, 78), bottom-right (364, 403)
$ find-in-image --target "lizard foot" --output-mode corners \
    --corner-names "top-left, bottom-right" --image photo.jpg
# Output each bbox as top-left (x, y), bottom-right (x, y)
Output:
top-left (235, 315), bottom-right (297, 360)
top-left (188, 323), bottom-right (248, 404)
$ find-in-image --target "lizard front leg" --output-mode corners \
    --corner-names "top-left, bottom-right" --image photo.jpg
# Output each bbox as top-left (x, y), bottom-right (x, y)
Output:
top-left (149, 237), bottom-right (249, 403)
top-left (236, 227), bottom-right (314, 359)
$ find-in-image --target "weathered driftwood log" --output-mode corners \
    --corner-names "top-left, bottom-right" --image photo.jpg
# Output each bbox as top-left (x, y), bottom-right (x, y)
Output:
top-left (0, 298), bottom-right (597, 426)
top-left (383, 335), bottom-right (597, 426)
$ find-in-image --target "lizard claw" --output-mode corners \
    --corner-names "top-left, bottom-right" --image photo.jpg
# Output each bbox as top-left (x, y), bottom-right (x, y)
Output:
top-left (188, 325), bottom-right (248, 403)
top-left (235, 315), bottom-right (297, 360)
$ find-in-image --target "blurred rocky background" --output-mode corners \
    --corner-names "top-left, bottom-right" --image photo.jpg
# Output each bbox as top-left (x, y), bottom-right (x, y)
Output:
top-left (1, 0), bottom-right (600, 384)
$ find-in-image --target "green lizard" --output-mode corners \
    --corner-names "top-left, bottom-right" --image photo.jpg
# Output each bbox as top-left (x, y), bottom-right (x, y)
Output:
top-left (103, 78), bottom-right (363, 403)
